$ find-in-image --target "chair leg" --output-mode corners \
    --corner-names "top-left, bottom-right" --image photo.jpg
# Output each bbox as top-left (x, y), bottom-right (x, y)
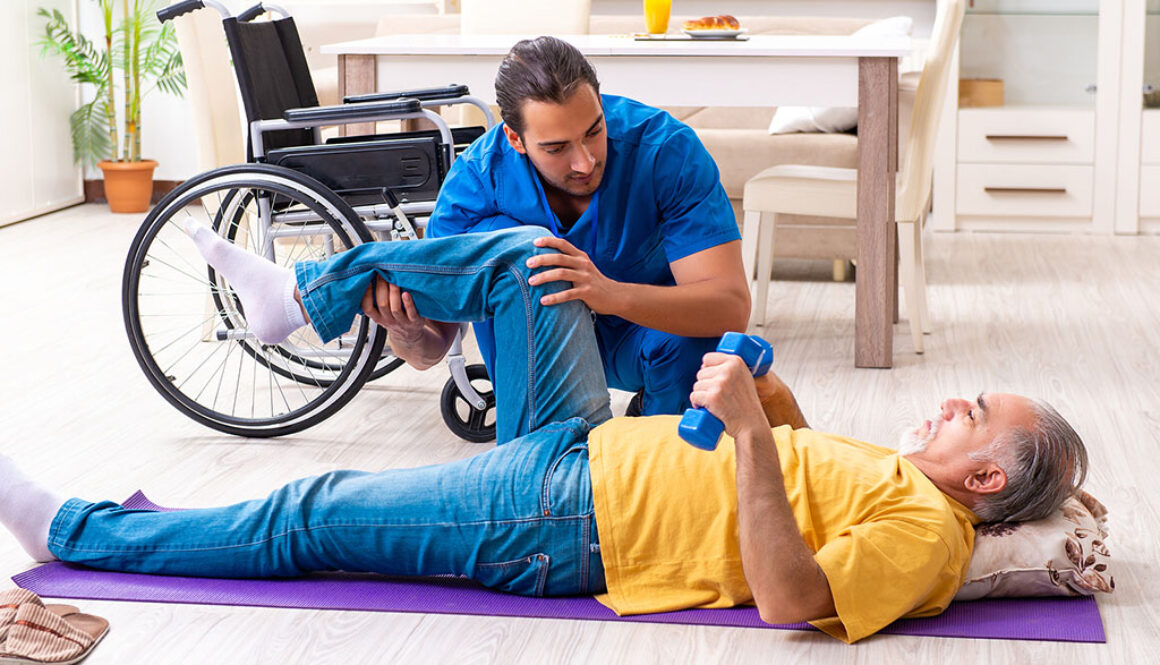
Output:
top-left (741, 209), bottom-right (761, 286)
top-left (752, 214), bottom-right (776, 330)
top-left (832, 259), bottom-right (851, 282)
top-left (741, 210), bottom-right (762, 329)
top-left (914, 211), bottom-right (932, 334)
top-left (897, 219), bottom-right (924, 354)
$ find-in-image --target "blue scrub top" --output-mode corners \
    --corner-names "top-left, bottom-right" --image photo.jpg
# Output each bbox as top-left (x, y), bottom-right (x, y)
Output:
top-left (427, 94), bottom-right (739, 372)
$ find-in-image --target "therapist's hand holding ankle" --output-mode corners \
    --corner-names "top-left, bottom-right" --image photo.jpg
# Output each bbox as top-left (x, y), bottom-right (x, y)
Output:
top-left (361, 278), bottom-right (459, 370)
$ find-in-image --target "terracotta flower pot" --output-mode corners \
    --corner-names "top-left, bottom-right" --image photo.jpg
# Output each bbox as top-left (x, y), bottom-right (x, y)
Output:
top-left (98, 160), bottom-right (158, 213)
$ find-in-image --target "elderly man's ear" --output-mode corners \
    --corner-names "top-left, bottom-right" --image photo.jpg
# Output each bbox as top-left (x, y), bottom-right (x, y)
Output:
top-left (965, 464), bottom-right (1007, 495)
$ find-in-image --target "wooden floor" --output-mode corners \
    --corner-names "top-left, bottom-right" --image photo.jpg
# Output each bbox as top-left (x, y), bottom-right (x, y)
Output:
top-left (1, 204), bottom-right (1156, 663)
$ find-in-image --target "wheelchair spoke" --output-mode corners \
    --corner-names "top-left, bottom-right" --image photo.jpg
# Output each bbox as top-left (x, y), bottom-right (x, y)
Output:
top-left (181, 333), bottom-right (236, 396)
top-left (139, 253), bottom-right (218, 291)
top-left (155, 225), bottom-right (214, 277)
top-left (210, 333), bottom-right (239, 414)
top-left (265, 353), bottom-right (294, 417)
top-left (232, 338), bottom-right (244, 419)
top-left (149, 311), bottom-right (226, 360)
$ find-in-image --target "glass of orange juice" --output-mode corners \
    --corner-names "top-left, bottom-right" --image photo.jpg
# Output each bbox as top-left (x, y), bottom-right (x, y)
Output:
top-left (643, 0), bottom-right (672, 35)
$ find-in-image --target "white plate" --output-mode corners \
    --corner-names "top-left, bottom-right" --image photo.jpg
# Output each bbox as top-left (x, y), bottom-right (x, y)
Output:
top-left (681, 27), bottom-right (747, 39)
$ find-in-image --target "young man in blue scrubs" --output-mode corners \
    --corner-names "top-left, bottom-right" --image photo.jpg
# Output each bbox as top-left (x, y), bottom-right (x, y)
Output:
top-left (362, 36), bottom-right (751, 417)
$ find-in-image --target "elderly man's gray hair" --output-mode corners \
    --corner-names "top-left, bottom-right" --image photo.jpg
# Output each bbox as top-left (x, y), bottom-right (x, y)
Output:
top-left (968, 399), bottom-right (1088, 523)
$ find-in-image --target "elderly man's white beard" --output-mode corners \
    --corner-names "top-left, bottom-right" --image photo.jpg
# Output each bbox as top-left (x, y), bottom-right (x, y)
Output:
top-left (897, 417), bottom-right (941, 456)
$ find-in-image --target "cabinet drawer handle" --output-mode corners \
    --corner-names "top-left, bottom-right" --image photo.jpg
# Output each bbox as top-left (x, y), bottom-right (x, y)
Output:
top-left (983, 186), bottom-right (1068, 194)
top-left (984, 134), bottom-right (1070, 141)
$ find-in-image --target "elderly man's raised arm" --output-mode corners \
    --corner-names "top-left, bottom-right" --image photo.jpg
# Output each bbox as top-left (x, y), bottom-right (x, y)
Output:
top-left (754, 371), bottom-right (809, 430)
top-left (733, 421), bottom-right (835, 624)
top-left (689, 354), bottom-right (834, 624)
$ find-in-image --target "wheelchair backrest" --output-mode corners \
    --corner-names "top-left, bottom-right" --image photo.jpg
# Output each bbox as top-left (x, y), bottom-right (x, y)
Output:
top-left (222, 15), bottom-right (319, 156)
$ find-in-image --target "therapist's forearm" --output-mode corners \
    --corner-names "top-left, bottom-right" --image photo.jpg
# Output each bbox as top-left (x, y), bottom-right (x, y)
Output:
top-left (605, 279), bottom-right (750, 337)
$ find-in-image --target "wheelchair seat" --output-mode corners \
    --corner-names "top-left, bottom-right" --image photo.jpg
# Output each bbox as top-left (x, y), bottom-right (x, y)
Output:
top-left (266, 136), bottom-right (445, 207)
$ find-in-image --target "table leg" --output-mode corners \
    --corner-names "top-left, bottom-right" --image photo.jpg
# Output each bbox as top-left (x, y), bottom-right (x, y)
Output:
top-left (855, 57), bottom-right (898, 369)
top-left (338, 54), bottom-right (377, 137)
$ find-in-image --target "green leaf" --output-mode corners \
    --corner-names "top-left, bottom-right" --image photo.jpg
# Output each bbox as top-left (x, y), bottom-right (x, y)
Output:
top-left (70, 100), bottom-right (113, 168)
top-left (37, 8), bottom-right (109, 86)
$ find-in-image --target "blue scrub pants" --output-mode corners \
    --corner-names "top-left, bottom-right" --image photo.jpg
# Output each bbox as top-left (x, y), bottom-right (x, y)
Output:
top-left (47, 228), bottom-right (613, 597)
top-left (594, 317), bottom-right (719, 417)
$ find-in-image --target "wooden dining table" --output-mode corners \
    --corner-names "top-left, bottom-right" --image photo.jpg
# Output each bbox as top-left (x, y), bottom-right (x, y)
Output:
top-left (322, 33), bottom-right (911, 368)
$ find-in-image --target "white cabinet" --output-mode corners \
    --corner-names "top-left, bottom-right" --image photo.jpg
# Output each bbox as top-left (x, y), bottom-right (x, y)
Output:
top-left (1138, 113), bottom-right (1160, 219)
top-left (933, 0), bottom-right (1124, 233)
top-left (0, 0), bottom-right (83, 227)
top-left (1116, 0), bottom-right (1160, 234)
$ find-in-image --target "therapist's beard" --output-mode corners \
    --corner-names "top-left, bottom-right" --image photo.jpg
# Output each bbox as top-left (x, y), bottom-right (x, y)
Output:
top-left (544, 161), bottom-right (605, 198)
top-left (897, 416), bottom-right (941, 456)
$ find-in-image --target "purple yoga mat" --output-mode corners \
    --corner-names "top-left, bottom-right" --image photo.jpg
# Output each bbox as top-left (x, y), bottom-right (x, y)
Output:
top-left (12, 492), bottom-right (1106, 642)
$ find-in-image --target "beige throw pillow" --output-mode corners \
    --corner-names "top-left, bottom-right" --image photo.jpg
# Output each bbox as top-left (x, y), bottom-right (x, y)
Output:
top-left (955, 490), bottom-right (1114, 601)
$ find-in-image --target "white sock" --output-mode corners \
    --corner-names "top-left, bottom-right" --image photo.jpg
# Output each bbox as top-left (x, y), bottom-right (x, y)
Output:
top-left (0, 456), bottom-right (63, 562)
top-left (184, 218), bottom-right (308, 344)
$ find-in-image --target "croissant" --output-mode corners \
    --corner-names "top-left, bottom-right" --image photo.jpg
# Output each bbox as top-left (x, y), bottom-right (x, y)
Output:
top-left (682, 15), bottom-right (741, 31)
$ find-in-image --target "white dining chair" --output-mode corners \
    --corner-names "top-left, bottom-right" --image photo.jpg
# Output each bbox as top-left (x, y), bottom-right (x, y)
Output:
top-left (740, 0), bottom-right (965, 354)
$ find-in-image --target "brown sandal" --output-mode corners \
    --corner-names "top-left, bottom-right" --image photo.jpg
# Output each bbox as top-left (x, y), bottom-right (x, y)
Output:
top-left (0, 589), bottom-right (107, 665)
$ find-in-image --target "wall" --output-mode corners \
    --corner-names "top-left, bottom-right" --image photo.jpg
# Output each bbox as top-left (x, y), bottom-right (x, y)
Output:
top-left (1, 0), bottom-right (84, 225)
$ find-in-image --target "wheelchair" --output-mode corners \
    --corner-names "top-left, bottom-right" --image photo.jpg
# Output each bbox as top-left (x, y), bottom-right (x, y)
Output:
top-left (123, 0), bottom-right (496, 440)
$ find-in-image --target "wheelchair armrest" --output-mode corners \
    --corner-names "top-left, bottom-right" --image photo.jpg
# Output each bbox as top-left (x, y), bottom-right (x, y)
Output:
top-left (283, 98), bottom-right (423, 124)
top-left (344, 84), bottom-right (470, 105)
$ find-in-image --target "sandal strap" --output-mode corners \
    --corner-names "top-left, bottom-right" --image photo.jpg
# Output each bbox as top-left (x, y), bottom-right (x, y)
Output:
top-left (0, 604), bottom-right (95, 662)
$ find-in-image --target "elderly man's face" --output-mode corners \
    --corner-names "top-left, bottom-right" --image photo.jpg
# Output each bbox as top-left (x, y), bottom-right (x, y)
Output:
top-left (901, 393), bottom-right (1037, 479)
top-left (503, 83), bottom-right (607, 199)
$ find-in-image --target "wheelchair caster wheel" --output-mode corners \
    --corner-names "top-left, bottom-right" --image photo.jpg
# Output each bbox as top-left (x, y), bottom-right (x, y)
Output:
top-left (440, 363), bottom-right (496, 443)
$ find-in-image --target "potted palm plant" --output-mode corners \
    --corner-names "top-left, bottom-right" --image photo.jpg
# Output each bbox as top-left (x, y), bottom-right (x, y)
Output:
top-left (38, 0), bottom-right (186, 213)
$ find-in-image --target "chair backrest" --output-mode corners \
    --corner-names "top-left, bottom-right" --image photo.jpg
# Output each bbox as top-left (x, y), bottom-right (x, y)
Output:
top-left (222, 15), bottom-right (320, 155)
top-left (897, 0), bottom-right (965, 221)
top-left (460, 0), bottom-right (591, 35)
top-left (173, 9), bottom-right (245, 169)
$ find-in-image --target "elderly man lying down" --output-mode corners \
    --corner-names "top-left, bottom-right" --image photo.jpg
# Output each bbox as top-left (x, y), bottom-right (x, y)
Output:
top-left (0, 225), bottom-right (1088, 643)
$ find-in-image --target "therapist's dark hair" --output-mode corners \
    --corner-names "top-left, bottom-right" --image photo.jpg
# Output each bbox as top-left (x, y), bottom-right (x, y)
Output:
top-left (494, 36), bottom-right (601, 136)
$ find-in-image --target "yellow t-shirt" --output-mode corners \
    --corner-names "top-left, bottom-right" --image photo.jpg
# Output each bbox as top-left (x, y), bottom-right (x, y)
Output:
top-left (587, 416), bottom-right (978, 643)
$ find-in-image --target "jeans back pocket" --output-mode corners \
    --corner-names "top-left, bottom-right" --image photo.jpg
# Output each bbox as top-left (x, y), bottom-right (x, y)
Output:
top-left (474, 553), bottom-right (551, 596)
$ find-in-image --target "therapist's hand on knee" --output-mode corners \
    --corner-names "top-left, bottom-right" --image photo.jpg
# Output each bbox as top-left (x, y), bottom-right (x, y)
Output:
top-left (361, 276), bottom-right (429, 343)
top-left (526, 236), bottom-right (621, 314)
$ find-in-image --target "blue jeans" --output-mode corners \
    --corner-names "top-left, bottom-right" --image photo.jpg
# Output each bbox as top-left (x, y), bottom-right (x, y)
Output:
top-left (299, 227), bottom-right (611, 444)
top-left (48, 228), bottom-right (614, 596)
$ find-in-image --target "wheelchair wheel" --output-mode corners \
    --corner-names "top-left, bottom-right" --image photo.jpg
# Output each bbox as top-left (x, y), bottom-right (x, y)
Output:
top-left (123, 164), bottom-right (387, 437)
top-left (440, 364), bottom-right (496, 443)
top-left (214, 187), bottom-right (405, 385)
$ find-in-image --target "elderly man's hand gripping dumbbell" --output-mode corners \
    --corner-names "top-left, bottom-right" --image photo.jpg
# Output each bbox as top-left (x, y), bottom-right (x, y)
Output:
top-left (680, 333), bottom-right (774, 450)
